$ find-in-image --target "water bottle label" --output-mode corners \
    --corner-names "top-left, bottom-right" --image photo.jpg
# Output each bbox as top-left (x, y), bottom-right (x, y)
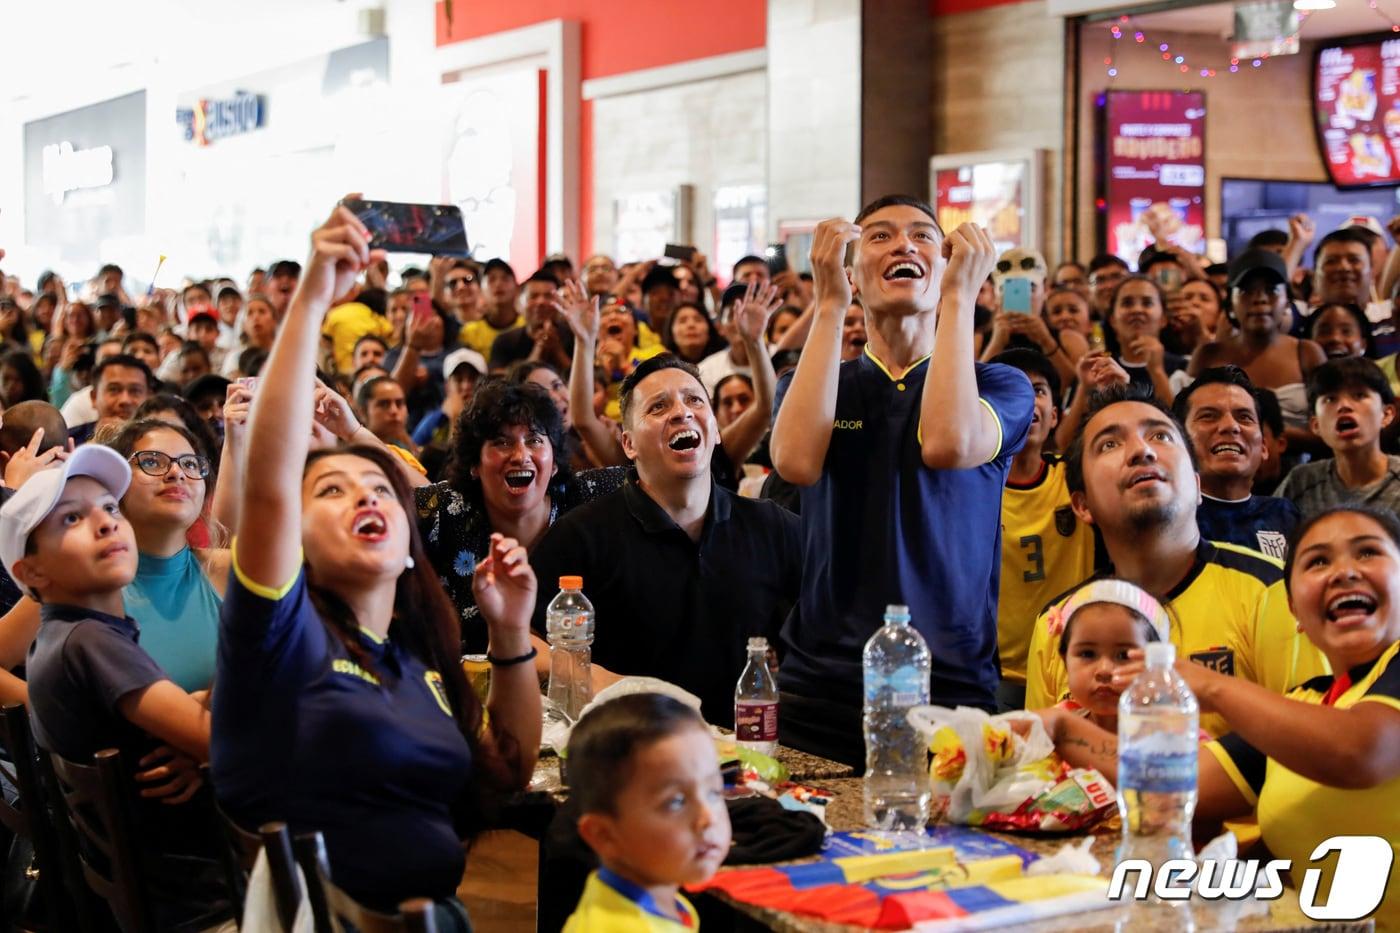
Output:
top-left (735, 701), bottom-right (778, 743)
top-left (1119, 747), bottom-right (1197, 794)
top-left (864, 665), bottom-right (926, 707)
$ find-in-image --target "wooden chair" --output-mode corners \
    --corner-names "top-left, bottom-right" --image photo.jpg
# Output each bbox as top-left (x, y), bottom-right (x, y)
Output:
top-left (44, 746), bottom-right (231, 933)
top-left (292, 830), bottom-right (439, 933)
top-left (0, 703), bottom-right (66, 931)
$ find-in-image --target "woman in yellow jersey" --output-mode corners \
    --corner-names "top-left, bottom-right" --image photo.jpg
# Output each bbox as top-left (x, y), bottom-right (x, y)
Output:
top-left (1041, 503), bottom-right (1400, 930)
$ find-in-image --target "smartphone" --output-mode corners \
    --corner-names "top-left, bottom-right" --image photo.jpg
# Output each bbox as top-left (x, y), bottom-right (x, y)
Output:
top-left (663, 243), bottom-right (697, 263)
top-left (411, 291), bottom-right (435, 325)
top-left (341, 199), bottom-right (470, 257)
top-left (236, 376), bottom-right (258, 394)
top-left (765, 243), bottom-right (788, 276)
top-left (1154, 264), bottom-right (1185, 294)
top-left (1001, 277), bottom-right (1033, 314)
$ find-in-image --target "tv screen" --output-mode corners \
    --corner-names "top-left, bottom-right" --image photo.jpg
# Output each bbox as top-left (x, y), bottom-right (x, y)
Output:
top-left (1101, 90), bottom-right (1206, 267)
top-left (1314, 37), bottom-right (1400, 187)
top-left (1220, 177), bottom-right (1399, 259)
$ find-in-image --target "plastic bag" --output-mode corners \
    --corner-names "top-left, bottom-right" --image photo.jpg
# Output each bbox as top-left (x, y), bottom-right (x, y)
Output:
top-left (909, 705), bottom-right (1115, 832)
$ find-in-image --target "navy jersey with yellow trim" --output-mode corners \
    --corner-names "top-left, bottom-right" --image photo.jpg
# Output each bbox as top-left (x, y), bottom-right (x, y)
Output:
top-left (775, 348), bottom-right (1034, 712)
top-left (998, 460), bottom-right (1096, 683)
top-left (1026, 540), bottom-right (1329, 735)
top-left (1207, 641), bottom-right (1400, 931)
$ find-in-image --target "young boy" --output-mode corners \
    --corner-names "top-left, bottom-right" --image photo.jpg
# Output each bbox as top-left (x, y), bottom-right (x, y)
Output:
top-left (565, 693), bottom-right (732, 931)
top-left (1276, 357), bottom-right (1400, 515)
top-left (990, 350), bottom-right (1096, 711)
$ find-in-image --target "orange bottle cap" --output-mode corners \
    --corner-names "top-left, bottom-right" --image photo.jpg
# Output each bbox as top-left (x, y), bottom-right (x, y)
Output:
top-left (559, 575), bottom-right (583, 589)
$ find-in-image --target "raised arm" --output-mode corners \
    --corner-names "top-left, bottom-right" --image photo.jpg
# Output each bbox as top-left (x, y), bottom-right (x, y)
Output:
top-left (770, 219), bottom-right (860, 485)
top-left (559, 280), bottom-right (626, 466)
top-left (210, 382), bottom-right (251, 536)
top-left (920, 223), bottom-right (1001, 469)
top-left (1283, 213), bottom-right (1316, 282)
top-left (310, 380), bottom-right (430, 489)
top-left (239, 203), bottom-right (382, 591)
top-left (720, 282), bottom-right (782, 469)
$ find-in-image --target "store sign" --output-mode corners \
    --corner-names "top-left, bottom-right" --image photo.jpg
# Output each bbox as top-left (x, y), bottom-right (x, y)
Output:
top-left (1314, 39), bottom-right (1400, 187)
top-left (41, 141), bottom-right (114, 205)
top-left (23, 91), bottom-right (146, 255)
top-left (1102, 91), bottom-right (1206, 266)
top-left (934, 160), bottom-right (1029, 255)
top-left (176, 91), bottom-right (265, 145)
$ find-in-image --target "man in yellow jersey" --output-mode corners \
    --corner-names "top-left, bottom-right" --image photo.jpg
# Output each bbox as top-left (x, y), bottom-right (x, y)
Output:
top-left (1025, 382), bottom-right (1328, 735)
top-left (459, 258), bottom-right (524, 356)
top-left (991, 349), bottom-right (1097, 711)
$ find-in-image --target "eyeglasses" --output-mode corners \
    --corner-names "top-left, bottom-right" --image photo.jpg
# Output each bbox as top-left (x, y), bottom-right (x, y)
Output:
top-left (129, 450), bottom-right (210, 480)
top-left (446, 275), bottom-right (476, 289)
top-left (996, 257), bottom-right (1041, 274)
top-left (1088, 270), bottom-right (1126, 287)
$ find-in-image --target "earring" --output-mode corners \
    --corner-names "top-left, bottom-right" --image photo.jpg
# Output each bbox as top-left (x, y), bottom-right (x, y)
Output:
top-left (405, 555), bottom-right (416, 571)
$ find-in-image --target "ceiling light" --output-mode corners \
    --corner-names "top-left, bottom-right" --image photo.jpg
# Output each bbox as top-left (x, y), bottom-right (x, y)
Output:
top-left (1293, 0), bottom-right (1335, 10)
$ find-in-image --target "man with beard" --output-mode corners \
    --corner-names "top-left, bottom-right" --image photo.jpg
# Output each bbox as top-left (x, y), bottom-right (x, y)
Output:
top-left (1025, 382), bottom-right (1327, 735)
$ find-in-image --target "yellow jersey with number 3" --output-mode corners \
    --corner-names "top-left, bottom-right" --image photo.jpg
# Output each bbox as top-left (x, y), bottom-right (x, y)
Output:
top-left (998, 460), bottom-right (1096, 684)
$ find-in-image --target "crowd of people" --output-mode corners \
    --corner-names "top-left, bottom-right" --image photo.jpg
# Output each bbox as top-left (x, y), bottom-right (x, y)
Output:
top-left (0, 192), bottom-right (1396, 930)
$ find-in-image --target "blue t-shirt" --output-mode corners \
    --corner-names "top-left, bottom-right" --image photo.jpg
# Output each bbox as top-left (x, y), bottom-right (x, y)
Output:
top-left (211, 561), bottom-right (472, 911)
top-left (773, 351), bottom-right (1033, 710)
top-left (124, 548), bottom-right (222, 692)
top-left (1197, 494), bottom-right (1302, 561)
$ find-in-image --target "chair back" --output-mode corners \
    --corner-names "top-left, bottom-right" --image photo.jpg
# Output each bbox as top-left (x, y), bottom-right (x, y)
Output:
top-left (296, 830), bottom-right (438, 933)
top-left (0, 703), bottom-right (67, 930)
top-left (46, 747), bottom-right (156, 933)
top-left (260, 821), bottom-right (304, 932)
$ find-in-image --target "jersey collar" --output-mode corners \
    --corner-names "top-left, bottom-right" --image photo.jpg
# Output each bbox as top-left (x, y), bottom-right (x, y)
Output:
top-left (863, 344), bottom-right (929, 382)
top-left (596, 868), bottom-right (694, 927)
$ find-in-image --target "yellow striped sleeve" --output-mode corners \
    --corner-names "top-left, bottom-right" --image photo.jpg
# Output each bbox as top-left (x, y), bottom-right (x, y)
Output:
top-left (1205, 740), bottom-right (1259, 808)
top-left (979, 396), bottom-right (1004, 463)
top-left (232, 537), bottom-right (302, 601)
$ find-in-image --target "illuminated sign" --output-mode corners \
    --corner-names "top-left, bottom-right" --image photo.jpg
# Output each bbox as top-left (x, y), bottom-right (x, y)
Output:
top-left (41, 141), bottom-right (114, 205)
top-left (176, 91), bottom-right (265, 146)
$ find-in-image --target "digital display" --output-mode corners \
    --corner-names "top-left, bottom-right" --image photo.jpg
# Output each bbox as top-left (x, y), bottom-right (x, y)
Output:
top-left (1102, 90), bottom-right (1206, 267)
top-left (1314, 37), bottom-right (1400, 187)
top-left (933, 160), bottom-right (1028, 255)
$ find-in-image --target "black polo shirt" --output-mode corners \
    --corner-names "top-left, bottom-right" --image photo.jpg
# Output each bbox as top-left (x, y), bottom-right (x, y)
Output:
top-left (529, 474), bottom-right (801, 726)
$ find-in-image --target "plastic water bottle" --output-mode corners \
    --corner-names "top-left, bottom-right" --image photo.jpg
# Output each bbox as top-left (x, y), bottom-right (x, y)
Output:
top-left (545, 576), bottom-right (595, 722)
top-left (734, 637), bottom-right (779, 756)
top-left (1117, 642), bottom-right (1199, 872)
top-left (863, 604), bottom-right (932, 832)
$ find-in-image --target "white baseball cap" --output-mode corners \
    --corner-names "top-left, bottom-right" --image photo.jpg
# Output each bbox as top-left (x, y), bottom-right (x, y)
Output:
top-left (0, 445), bottom-right (132, 585)
top-left (443, 347), bottom-right (487, 379)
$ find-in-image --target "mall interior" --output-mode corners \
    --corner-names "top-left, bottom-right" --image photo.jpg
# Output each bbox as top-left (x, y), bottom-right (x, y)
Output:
top-left (9, 0), bottom-right (1400, 285)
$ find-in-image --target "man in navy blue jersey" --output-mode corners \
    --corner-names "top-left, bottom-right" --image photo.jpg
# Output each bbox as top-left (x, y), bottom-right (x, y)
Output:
top-left (770, 196), bottom-right (1034, 767)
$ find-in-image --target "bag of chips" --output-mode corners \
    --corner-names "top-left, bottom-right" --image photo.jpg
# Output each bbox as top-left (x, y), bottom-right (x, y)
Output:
top-left (909, 706), bottom-right (1115, 832)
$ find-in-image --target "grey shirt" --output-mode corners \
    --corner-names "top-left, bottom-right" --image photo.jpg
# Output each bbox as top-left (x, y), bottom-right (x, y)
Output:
top-left (1274, 455), bottom-right (1400, 517)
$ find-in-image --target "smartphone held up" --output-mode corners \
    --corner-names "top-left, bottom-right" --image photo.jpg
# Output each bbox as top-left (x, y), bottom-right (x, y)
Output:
top-left (341, 199), bottom-right (470, 257)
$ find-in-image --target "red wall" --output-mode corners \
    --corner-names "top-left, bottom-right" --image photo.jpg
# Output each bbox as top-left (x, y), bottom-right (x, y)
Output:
top-left (436, 1), bottom-right (767, 259)
top-left (929, 0), bottom-right (1024, 15)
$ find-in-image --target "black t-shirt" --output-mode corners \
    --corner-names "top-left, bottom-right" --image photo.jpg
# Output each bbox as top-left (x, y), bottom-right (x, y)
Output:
top-left (529, 477), bottom-right (802, 725)
top-left (488, 325), bottom-right (575, 370)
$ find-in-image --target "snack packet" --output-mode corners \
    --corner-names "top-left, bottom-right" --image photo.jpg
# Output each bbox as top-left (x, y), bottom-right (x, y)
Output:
top-left (909, 706), bottom-right (1115, 832)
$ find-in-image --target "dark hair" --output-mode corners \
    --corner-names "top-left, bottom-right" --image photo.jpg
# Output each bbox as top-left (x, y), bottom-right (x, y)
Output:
top-left (1255, 387), bottom-right (1285, 437)
top-left (353, 334), bottom-right (389, 356)
top-left (618, 354), bottom-right (704, 427)
top-left (1247, 229), bottom-right (1288, 250)
top-left (0, 350), bottom-right (45, 406)
top-left (771, 349), bottom-right (802, 373)
top-left (853, 194), bottom-right (941, 232)
top-left (1087, 254), bottom-right (1130, 275)
top-left (641, 265), bottom-right (679, 295)
top-left (505, 360), bottom-right (562, 387)
top-left (98, 263), bottom-right (123, 278)
top-left (132, 395), bottom-right (222, 473)
top-left (1306, 356), bottom-right (1396, 412)
top-left (482, 258), bottom-right (515, 281)
top-left (712, 372), bottom-right (755, 411)
top-left (1314, 228), bottom-right (1373, 265)
top-left (1064, 381), bottom-right (1193, 494)
top-left (238, 347), bottom-right (269, 377)
top-left (1054, 260), bottom-right (1086, 276)
top-left (1307, 302), bottom-right (1375, 357)
top-left (92, 354), bottom-right (155, 390)
top-left (567, 693), bottom-right (707, 815)
top-left (122, 332), bottom-right (158, 354)
top-left (0, 402), bottom-right (66, 458)
top-left (447, 380), bottom-right (570, 502)
top-left (731, 255), bottom-right (766, 278)
top-left (1104, 275), bottom-right (1168, 357)
top-left (523, 270), bottom-right (558, 290)
top-left (661, 301), bottom-right (727, 363)
top-left (106, 417), bottom-right (205, 468)
top-left (302, 444), bottom-right (516, 798)
top-left (217, 286), bottom-right (241, 303)
top-left (1284, 504), bottom-right (1400, 596)
top-left (356, 374), bottom-right (402, 413)
top-left (991, 348), bottom-right (1061, 407)
top-left (267, 260), bottom-right (302, 279)
top-left (357, 287), bottom-right (388, 316)
top-left (1172, 365), bottom-right (1260, 425)
top-left (0, 298), bottom-right (31, 347)
top-left (182, 282), bottom-right (213, 304)
top-left (766, 305), bottom-right (801, 342)
top-left (178, 341), bottom-right (211, 366)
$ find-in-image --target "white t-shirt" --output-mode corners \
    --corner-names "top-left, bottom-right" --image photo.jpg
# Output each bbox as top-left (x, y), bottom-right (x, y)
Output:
top-left (697, 349), bottom-right (750, 397)
top-left (60, 387), bottom-right (97, 427)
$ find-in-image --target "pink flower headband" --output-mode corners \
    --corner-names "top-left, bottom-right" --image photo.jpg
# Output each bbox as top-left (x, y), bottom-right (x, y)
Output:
top-left (1044, 578), bottom-right (1170, 644)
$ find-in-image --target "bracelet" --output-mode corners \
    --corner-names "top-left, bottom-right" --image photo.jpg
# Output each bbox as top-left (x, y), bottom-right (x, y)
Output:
top-left (486, 646), bottom-right (538, 666)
